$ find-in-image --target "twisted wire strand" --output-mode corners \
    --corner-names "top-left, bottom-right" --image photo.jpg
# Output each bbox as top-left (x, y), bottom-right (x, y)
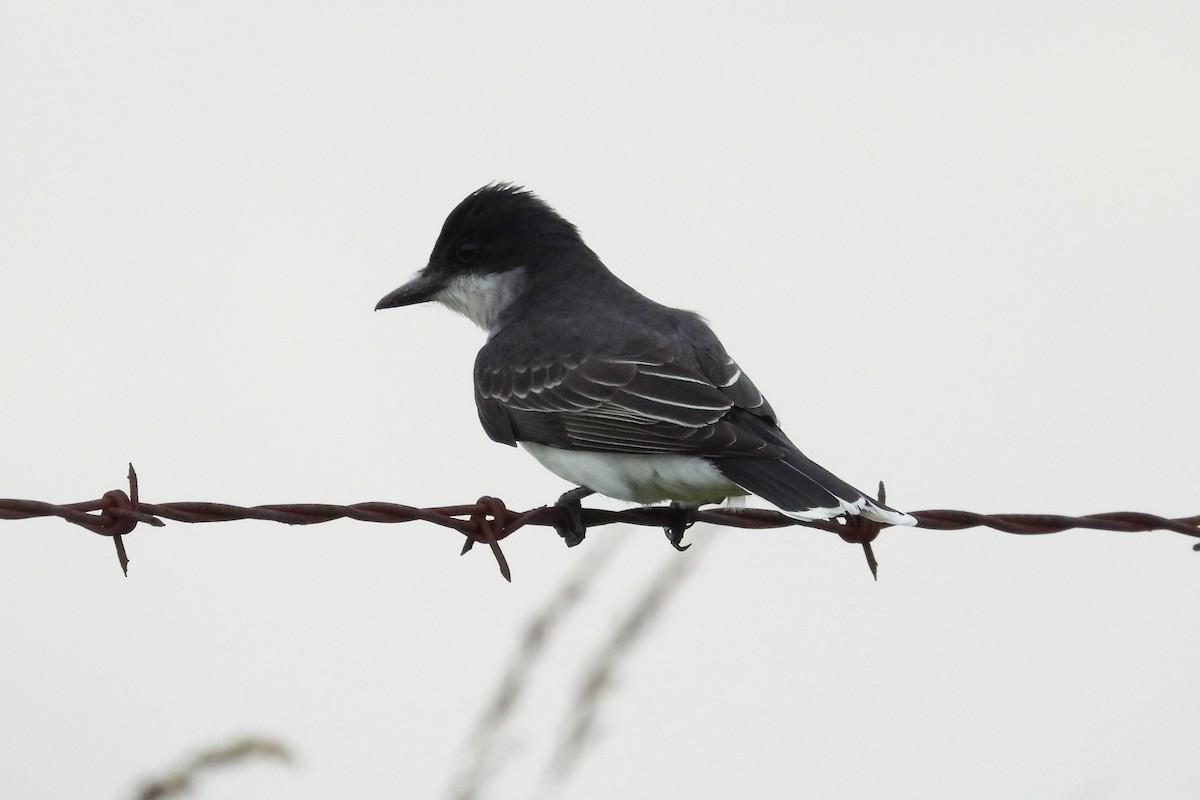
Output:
top-left (3, 465), bottom-right (1197, 580)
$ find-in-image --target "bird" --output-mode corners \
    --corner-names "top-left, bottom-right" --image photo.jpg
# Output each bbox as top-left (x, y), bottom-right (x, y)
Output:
top-left (376, 183), bottom-right (915, 548)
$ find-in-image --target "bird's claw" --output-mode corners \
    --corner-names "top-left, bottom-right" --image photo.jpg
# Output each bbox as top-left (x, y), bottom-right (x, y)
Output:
top-left (664, 501), bottom-right (696, 551)
top-left (553, 486), bottom-right (594, 547)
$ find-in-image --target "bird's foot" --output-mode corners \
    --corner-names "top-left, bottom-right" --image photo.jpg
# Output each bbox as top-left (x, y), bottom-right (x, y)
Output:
top-left (553, 486), bottom-right (594, 547)
top-left (664, 501), bottom-right (698, 551)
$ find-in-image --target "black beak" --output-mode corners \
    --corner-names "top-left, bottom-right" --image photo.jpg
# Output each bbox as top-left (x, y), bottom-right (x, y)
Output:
top-left (375, 269), bottom-right (445, 310)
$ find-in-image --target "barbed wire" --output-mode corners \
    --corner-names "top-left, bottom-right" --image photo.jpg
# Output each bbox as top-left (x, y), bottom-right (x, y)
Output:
top-left (2, 465), bottom-right (1197, 581)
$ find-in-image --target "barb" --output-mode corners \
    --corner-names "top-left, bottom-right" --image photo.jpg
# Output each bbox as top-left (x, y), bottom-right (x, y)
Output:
top-left (2, 466), bottom-right (1197, 580)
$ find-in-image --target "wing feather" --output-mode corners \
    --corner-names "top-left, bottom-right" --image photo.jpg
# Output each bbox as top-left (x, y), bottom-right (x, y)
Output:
top-left (475, 347), bottom-right (780, 457)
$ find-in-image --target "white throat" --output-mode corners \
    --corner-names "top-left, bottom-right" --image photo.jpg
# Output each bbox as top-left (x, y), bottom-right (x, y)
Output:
top-left (435, 268), bottom-right (528, 336)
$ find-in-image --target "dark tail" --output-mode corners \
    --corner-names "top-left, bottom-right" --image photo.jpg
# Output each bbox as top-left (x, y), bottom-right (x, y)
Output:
top-left (715, 413), bottom-right (915, 526)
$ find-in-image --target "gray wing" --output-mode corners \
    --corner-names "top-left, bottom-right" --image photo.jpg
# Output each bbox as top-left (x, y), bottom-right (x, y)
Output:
top-left (474, 347), bottom-right (783, 457)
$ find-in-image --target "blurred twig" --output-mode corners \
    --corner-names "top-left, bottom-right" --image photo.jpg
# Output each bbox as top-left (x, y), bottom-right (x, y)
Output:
top-left (444, 532), bottom-right (707, 799)
top-left (534, 538), bottom-right (707, 799)
top-left (445, 534), bottom-right (626, 800)
top-left (133, 735), bottom-right (291, 800)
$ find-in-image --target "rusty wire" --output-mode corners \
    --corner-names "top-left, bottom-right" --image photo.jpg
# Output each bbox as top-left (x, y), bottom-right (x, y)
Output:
top-left (2, 465), bottom-right (1197, 581)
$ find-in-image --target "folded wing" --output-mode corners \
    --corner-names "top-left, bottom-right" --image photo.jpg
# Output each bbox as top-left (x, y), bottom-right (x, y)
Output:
top-left (475, 348), bottom-right (781, 457)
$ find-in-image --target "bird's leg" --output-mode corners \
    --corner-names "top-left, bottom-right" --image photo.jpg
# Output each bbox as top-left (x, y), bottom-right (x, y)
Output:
top-left (553, 486), bottom-right (594, 547)
top-left (664, 501), bottom-right (698, 551)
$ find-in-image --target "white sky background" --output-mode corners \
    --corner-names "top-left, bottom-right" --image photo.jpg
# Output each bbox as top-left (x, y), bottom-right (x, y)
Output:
top-left (2, 2), bottom-right (1198, 798)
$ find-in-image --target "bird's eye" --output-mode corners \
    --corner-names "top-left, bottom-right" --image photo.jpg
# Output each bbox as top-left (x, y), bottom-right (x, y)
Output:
top-left (456, 241), bottom-right (480, 263)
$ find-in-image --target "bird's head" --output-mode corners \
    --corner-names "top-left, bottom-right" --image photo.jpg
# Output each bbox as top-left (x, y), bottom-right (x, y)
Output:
top-left (375, 183), bottom-right (581, 333)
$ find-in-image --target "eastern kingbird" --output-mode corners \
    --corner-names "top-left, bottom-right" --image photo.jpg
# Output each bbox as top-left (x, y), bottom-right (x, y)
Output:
top-left (377, 184), bottom-right (915, 547)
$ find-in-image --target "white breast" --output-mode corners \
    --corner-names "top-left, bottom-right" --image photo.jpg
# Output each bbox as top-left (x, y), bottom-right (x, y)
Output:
top-left (520, 442), bottom-right (747, 505)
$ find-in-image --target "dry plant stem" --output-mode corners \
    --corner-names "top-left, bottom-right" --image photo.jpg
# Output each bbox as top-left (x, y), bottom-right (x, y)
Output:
top-left (534, 540), bottom-right (705, 799)
top-left (133, 735), bottom-right (291, 800)
top-left (446, 535), bottom-right (626, 800)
